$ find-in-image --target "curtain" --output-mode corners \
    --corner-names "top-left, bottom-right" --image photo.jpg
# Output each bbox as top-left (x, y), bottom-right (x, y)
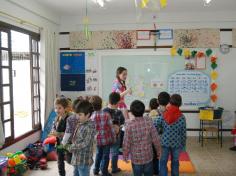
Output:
top-left (0, 119), bottom-right (4, 148)
top-left (40, 29), bottom-right (59, 127)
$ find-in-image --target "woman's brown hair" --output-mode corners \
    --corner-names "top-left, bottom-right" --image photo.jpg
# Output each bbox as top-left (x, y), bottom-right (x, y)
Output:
top-left (116, 67), bottom-right (127, 89)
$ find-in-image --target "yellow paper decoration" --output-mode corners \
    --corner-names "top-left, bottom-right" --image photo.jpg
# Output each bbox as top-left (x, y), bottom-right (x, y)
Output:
top-left (140, 0), bottom-right (149, 8)
top-left (211, 71), bottom-right (218, 80)
top-left (183, 48), bottom-right (191, 58)
top-left (160, 0), bottom-right (167, 8)
top-left (170, 47), bottom-right (177, 57)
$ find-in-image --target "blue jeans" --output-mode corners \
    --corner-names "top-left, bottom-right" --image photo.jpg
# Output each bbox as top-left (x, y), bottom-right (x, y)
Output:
top-left (94, 145), bottom-right (111, 175)
top-left (132, 161), bottom-right (153, 176)
top-left (111, 138), bottom-right (120, 172)
top-left (73, 165), bottom-right (90, 176)
top-left (160, 147), bottom-right (181, 176)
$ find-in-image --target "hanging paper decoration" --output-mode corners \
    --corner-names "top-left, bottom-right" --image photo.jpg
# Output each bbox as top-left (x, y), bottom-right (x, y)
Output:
top-left (170, 47), bottom-right (177, 57)
top-left (177, 48), bottom-right (183, 56)
top-left (83, 0), bottom-right (92, 40)
top-left (160, 0), bottom-right (167, 8)
top-left (197, 51), bottom-right (205, 58)
top-left (206, 48), bottom-right (213, 57)
top-left (191, 50), bottom-right (197, 58)
top-left (210, 56), bottom-right (217, 63)
top-left (210, 83), bottom-right (218, 91)
top-left (140, 0), bottom-right (149, 8)
top-left (211, 62), bottom-right (218, 69)
top-left (183, 48), bottom-right (191, 58)
top-left (211, 94), bottom-right (218, 103)
top-left (211, 71), bottom-right (218, 80)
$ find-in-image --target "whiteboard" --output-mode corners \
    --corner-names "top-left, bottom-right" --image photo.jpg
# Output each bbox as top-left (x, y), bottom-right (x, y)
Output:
top-left (101, 54), bottom-right (211, 109)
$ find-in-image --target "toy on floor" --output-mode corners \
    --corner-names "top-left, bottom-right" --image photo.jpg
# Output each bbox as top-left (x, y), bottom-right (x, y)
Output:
top-left (43, 136), bottom-right (57, 145)
top-left (230, 124), bottom-right (236, 151)
top-left (25, 143), bottom-right (48, 170)
top-left (6, 151), bottom-right (28, 176)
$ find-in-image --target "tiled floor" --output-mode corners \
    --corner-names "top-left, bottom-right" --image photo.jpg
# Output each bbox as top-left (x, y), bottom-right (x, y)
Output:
top-left (26, 137), bottom-right (236, 176)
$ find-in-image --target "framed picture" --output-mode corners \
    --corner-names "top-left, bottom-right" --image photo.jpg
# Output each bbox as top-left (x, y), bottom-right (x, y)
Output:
top-left (195, 56), bottom-right (206, 70)
top-left (158, 29), bottom-right (173, 40)
top-left (136, 30), bottom-right (151, 40)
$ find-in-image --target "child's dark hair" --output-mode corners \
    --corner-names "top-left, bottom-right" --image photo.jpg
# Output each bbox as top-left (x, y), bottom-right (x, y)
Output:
top-left (130, 100), bottom-right (145, 117)
top-left (75, 100), bottom-right (94, 116)
top-left (112, 119), bottom-right (120, 126)
top-left (54, 97), bottom-right (69, 109)
top-left (72, 98), bottom-right (82, 111)
top-left (109, 92), bottom-right (121, 105)
top-left (89, 95), bottom-right (103, 111)
top-left (158, 92), bottom-right (170, 106)
top-left (149, 98), bottom-right (159, 110)
top-left (170, 94), bottom-right (182, 107)
top-left (116, 67), bottom-right (127, 89)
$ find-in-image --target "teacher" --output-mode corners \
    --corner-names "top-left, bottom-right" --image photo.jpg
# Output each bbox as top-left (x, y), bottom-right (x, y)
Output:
top-left (112, 67), bottom-right (132, 119)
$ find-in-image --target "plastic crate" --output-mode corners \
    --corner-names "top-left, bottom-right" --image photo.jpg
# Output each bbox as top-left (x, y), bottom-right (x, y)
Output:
top-left (213, 107), bottom-right (224, 119)
top-left (199, 107), bottom-right (214, 120)
top-left (0, 156), bottom-right (8, 176)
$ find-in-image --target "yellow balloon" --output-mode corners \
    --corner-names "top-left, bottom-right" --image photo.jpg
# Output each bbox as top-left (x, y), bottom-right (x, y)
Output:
top-left (211, 71), bottom-right (218, 80)
top-left (170, 47), bottom-right (177, 57)
top-left (14, 156), bottom-right (21, 165)
top-left (184, 48), bottom-right (191, 58)
top-left (160, 0), bottom-right (167, 8)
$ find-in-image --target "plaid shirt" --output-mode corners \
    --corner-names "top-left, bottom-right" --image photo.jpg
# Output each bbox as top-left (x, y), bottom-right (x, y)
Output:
top-left (91, 110), bottom-right (116, 146)
top-left (66, 114), bottom-right (79, 134)
top-left (123, 117), bottom-right (161, 165)
top-left (68, 120), bottom-right (96, 166)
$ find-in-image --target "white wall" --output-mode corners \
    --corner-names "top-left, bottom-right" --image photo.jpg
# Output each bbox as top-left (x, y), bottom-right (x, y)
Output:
top-left (59, 10), bottom-right (236, 136)
top-left (0, 0), bottom-right (60, 152)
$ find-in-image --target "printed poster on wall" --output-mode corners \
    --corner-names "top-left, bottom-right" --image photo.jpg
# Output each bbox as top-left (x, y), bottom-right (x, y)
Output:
top-left (60, 52), bottom-right (86, 91)
top-left (168, 71), bottom-right (210, 106)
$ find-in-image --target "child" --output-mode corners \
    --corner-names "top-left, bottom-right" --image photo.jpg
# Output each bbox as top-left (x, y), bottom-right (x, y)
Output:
top-left (157, 92), bottom-right (170, 115)
top-left (61, 98), bottom-right (82, 145)
top-left (158, 94), bottom-right (186, 176)
top-left (90, 96), bottom-right (116, 176)
top-left (51, 97), bottom-right (70, 176)
top-left (103, 92), bottom-right (125, 173)
top-left (149, 98), bottom-right (159, 119)
top-left (123, 100), bottom-right (161, 176)
top-left (112, 67), bottom-right (132, 119)
top-left (66, 100), bottom-right (96, 176)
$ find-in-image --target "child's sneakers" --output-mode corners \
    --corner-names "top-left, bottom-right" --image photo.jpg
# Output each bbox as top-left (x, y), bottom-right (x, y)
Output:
top-left (112, 168), bottom-right (121, 174)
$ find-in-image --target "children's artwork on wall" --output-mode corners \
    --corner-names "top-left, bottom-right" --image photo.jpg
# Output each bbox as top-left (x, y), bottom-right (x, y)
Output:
top-left (70, 30), bottom-right (137, 50)
top-left (232, 29), bottom-right (236, 48)
top-left (195, 55), bottom-right (206, 70)
top-left (173, 29), bottom-right (220, 48)
top-left (60, 52), bottom-right (86, 91)
top-left (85, 51), bottom-right (99, 94)
top-left (168, 71), bottom-right (210, 106)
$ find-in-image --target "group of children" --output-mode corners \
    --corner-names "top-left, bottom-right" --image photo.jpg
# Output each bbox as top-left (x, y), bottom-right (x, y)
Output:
top-left (50, 91), bottom-right (186, 176)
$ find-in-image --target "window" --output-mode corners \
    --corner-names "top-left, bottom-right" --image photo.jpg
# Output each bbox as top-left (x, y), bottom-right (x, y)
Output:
top-left (0, 22), bottom-right (41, 145)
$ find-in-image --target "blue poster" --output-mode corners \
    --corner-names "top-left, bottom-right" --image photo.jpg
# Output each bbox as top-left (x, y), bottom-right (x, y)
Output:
top-left (60, 52), bottom-right (85, 74)
top-left (61, 74), bottom-right (85, 91)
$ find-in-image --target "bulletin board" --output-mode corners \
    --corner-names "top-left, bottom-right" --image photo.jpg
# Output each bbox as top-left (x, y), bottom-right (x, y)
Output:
top-left (101, 54), bottom-right (211, 109)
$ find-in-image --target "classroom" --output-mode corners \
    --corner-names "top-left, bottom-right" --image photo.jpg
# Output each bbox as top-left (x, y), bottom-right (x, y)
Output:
top-left (0, 0), bottom-right (236, 176)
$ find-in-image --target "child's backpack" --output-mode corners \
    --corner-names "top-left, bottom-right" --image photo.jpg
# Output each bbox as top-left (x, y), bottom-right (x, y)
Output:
top-left (25, 143), bottom-right (45, 169)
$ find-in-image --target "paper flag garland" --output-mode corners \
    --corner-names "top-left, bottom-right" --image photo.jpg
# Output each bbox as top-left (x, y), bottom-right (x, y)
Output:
top-left (211, 62), bottom-right (218, 69)
top-left (160, 0), bottom-right (167, 8)
top-left (211, 71), bottom-right (218, 80)
top-left (211, 56), bottom-right (217, 63)
top-left (170, 47), bottom-right (177, 57)
top-left (211, 94), bottom-right (218, 102)
top-left (197, 51), bottom-right (205, 58)
top-left (177, 48), bottom-right (183, 56)
top-left (191, 50), bottom-right (197, 58)
top-left (184, 48), bottom-right (191, 58)
top-left (210, 83), bottom-right (218, 91)
top-left (206, 49), bottom-right (213, 57)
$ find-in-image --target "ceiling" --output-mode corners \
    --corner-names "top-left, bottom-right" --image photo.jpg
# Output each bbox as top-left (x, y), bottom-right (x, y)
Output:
top-left (34, 0), bottom-right (236, 16)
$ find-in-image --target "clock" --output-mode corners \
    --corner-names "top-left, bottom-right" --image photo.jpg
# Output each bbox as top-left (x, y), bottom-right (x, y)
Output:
top-left (220, 44), bottom-right (230, 54)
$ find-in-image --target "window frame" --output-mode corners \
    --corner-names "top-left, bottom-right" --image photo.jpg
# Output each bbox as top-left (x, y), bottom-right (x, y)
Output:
top-left (0, 21), bottom-right (41, 148)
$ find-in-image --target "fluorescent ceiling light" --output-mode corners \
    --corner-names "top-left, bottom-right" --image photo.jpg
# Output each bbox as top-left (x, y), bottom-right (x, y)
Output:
top-left (92, 0), bottom-right (112, 7)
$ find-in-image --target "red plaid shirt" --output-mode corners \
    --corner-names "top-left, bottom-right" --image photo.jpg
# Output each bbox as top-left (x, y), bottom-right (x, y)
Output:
top-left (91, 110), bottom-right (115, 146)
top-left (123, 117), bottom-right (161, 165)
